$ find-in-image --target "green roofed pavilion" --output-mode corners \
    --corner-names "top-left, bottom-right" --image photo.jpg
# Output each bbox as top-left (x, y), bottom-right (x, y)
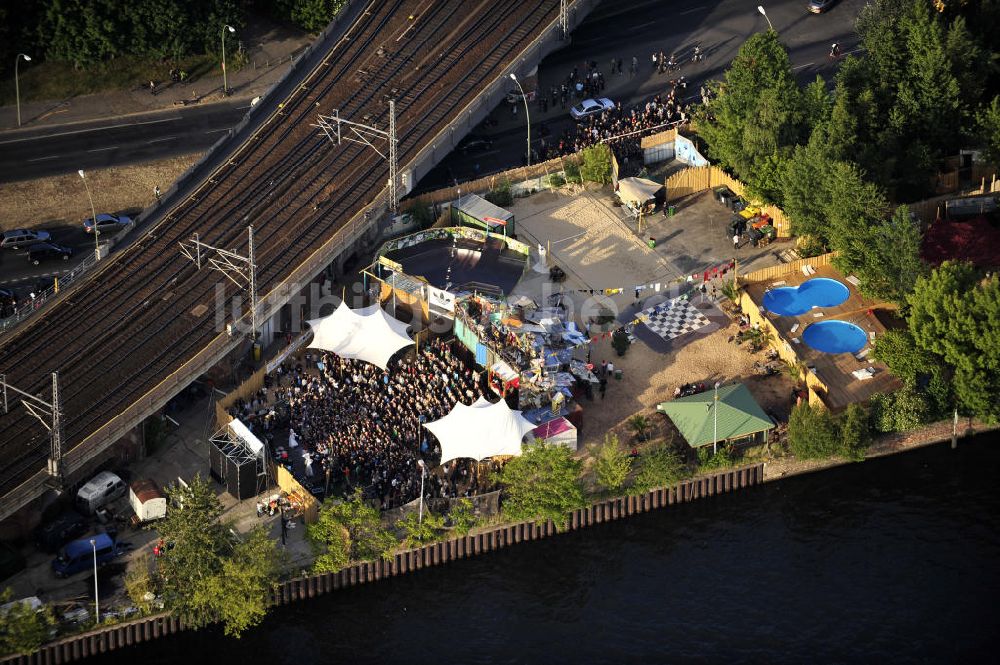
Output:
top-left (656, 383), bottom-right (774, 448)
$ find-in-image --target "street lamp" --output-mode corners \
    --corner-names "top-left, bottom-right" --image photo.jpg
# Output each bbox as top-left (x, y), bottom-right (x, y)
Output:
top-left (90, 539), bottom-right (99, 625)
top-left (509, 73), bottom-right (532, 167)
top-left (417, 459), bottom-right (426, 524)
top-left (713, 381), bottom-right (721, 455)
top-left (221, 24), bottom-right (236, 96)
top-left (15, 54), bottom-right (31, 128)
top-left (757, 5), bottom-right (774, 31)
top-left (78, 170), bottom-right (100, 261)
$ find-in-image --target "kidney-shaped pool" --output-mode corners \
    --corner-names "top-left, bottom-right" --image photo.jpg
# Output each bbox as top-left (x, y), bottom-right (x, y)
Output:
top-left (762, 278), bottom-right (849, 316)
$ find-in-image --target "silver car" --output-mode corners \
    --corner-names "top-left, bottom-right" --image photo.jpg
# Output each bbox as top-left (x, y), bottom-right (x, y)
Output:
top-left (83, 213), bottom-right (132, 235)
top-left (1, 228), bottom-right (51, 249)
top-left (570, 97), bottom-right (615, 121)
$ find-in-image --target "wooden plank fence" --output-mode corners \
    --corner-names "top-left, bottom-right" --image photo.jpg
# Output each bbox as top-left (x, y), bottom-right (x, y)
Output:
top-left (1, 464), bottom-right (765, 664)
top-left (740, 251), bottom-right (838, 285)
top-left (664, 166), bottom-right (791, 237)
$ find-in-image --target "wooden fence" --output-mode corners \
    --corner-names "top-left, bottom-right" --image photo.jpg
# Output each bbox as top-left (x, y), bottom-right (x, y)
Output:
top-left (908, 173), bottom-right (1000, 226)
top-left (664, 166), bottom-right (791, 237)
top-left (0, 464), bottom-right (765, 664)
top-left (409, 154), bottom-right (583, 208)
top-left (740, 251), bottom-right (839, 284)
top-left (213, 363), bottom-right (268, 429)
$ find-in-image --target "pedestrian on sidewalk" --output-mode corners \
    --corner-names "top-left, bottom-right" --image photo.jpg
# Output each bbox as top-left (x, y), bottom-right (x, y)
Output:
top-left (631, 56), bottom-right (638, 77)
top-left (733, 233), bottom-right (740, 249)
top-left (149, 80), bottom-right (156, 95)
top-left (154, 185), bottom-right (161, 201)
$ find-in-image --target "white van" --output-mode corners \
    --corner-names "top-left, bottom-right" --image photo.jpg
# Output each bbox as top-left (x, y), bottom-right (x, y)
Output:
top-left (75, 471), bottom-right (126, 514)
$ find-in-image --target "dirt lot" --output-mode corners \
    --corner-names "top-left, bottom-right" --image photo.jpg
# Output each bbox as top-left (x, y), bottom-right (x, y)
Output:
top-left (0, 153), bottom-right (201, 231)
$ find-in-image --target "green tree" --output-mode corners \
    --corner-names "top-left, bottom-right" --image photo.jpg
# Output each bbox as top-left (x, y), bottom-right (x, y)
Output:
top-left (397, 510), bottom-right (444, 548)
top-left (209, 525), bottom-right (282, 638)
top-left (500, 442), bottom-right (586, 528)
top-left (320, 491), bottom-right (397, 561)
top-left (0, 590), bottom-right (54, 656)
top-left (975, 95), bottom-right (1000, 165)
top-left (873, 328), bottom-right (952, 415)
top-left (870, 387), bottom-right (933, 432)
top-left (779, 130), bottom-right (837, 241)
top-left (579, 144), bottom-right (612, 184)
top-left (307, 506), bottom-right (352, 573)
top-left (155, 474), bottom-right (228, 627)
top-left (838, 403), bottom-right (872, 461)
top-left (591, 434), bottom-right (632, 493)
top-left (907, 263), bottom-right (1000, 421)
top-left (446, 498), bottom-right (479, 536)
top-left (693, 30), bottom-right (805, 203)
top-left (851, 205), bottom-right (927, 304)
top-left (787, 403), bottom-right (840, 458)
top-left (631, 443), bottom-right (687, 493)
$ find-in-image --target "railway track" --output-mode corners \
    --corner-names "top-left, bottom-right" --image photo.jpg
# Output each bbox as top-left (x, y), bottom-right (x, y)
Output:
top-left (0, 1), bottom-right (561, 500)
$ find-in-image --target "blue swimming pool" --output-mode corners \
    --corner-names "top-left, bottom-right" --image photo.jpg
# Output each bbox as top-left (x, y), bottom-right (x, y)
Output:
top-left (802, 320), bottom-right (868, 354)
top-left (762, 278), bottom-right (850, 316)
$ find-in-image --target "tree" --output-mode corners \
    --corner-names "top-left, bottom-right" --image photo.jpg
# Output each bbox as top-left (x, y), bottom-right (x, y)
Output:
top-left (779, 130), bottom-right (837, 241)
top-left (319, 491), bottom-right (397, 561)
top-left (851, 205), bottom-right (927, 304)
top-left (209, 526), bottom-right (282, 638)
top-left (907, 263), bottom-right (1000, 421)
top-left (787, 403), bottom-right (840, 458)
top-left (870, 387), bottom-right (933, 432)
top-left (500, 442), bottom-right (586, 528)
top-left (397, 510), bottom-right (444, 548)
top-left (0, 590), bottom-right (54, 656)
top-left (124, 554), bottom-right (157, 615)
top-left (155, 474), bottom-right (228, 627)
top-left (873, 328), bottom-right (952, 415)
top-left (838, 403), bottom-right (872, 461)
top-left (591, 434), bottom-right (632, 493)
top-left (626, 415), bottom-right (651, 442)
top-left (579, 144), bottom-right (612, 184)
top-left (631, 443), bottom-right (687, 493)
top-left (307, 506), bottom-right (352, 573)
top-left (446, 498), bottom-right (479, 536)
top-left (975, 96), bottom-right (1000, 165)
top-left (693, 30), bottom-right (805, 203)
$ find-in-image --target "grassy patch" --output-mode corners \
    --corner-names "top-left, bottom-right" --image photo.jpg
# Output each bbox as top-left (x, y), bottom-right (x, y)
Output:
top-left (0, 54), bottom-right (217, 106)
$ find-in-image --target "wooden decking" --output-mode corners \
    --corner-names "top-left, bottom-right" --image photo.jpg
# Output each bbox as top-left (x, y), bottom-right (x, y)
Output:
top-left (744, 264), bottom-right (902, 411)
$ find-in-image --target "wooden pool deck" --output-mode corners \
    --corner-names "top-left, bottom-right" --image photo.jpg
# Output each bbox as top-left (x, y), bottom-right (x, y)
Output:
top-left (743, 264), bottom-right (902, 411)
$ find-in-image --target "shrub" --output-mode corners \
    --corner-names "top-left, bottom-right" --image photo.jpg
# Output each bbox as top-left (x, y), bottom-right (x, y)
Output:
top-left (564, 161), bottom-right (583, 184)
top-left (591, 434), bottom-right (632, 493)
top-left (484, 181), bottom-right (513, 207)
top-left (697, 445), bottom-right (737, 469)
top-left (870, 388), bottom-right (932, 433)
top-left (838, 403), bottom-right (871, 461)
top-left (579, 145), bottom-right (612, 184)
top-left (788, 402), bottom-right (840, 458)
top-left (631, 443), bottom-right (688, 493)
top-left (547, 173), bottom-right (566, 187)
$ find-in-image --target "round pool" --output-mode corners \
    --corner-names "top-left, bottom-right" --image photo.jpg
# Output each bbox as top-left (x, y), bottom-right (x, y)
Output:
top-left (802, 320), bottom-right (868, 354)
top-left (762, 278), bottom-right (850, 316)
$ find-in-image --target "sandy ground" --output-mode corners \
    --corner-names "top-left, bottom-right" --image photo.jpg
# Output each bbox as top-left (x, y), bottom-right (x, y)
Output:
top-left (0, 152), bottom-right (201, 231)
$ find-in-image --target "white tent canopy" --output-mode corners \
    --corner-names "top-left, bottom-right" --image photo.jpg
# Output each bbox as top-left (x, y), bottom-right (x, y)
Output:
top-left (424, 396), bottom-right (536, 464)
top-left (307, 301), bottom-right (413, 370)
top-left (616, 176), bottom-right (663, 205)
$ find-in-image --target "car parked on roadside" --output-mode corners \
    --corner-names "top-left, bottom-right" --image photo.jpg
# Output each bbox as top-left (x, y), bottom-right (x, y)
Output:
top-left (27, 242), bottom-right (73, 265)
top-left (52, 533), bottom-right (130, 578)
top-left (1, 229), bottom-right (51, 249)
top-left (457, 136), bottom-right (494, 154)
top-left (808, 0), bottom-right (837, 13)
top-left (569, 97), bottom-right (615, 121)
top-left (34, 512), bottom-right (88, 553)
top-left (82, 213), bottom-right (132, 236)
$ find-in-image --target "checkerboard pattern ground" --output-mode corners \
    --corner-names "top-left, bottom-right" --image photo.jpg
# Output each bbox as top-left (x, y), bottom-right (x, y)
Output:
top-left (640, 298), bottom-right (711, 341)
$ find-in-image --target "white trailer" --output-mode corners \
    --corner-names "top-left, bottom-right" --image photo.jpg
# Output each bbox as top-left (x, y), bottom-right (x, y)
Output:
top-left (129, 480), bottom-right (167, 523)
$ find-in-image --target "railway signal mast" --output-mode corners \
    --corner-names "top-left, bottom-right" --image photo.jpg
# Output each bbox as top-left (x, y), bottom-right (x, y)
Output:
top-left (0, 372), bottom-right (64, 483)
top-left (315, 100), bottom-right (400, 213)
top-left (179, 227), bottom-right (260, 341)
top-left (561, 0), bottom-right (569, 40)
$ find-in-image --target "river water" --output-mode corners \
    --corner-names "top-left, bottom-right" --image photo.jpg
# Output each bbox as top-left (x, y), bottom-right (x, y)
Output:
top-left (98, 435), bottom-right (1000, 664)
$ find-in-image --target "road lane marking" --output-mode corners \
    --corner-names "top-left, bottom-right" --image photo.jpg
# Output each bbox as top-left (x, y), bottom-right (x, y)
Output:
top-left (205, 128), bottom-right (230, 134)
top-left (679, 6), bottom-right (706, 14)
top-left (87, 146), bottom-right (118, 152)
top-left (147, 136), bottom-right (177, 143)
top-left (26, 155), bottom-right (60, 162)
top-left (0, 117), bottom-right (184, 145)
top-left (793, 62), bottom-right (814, 70)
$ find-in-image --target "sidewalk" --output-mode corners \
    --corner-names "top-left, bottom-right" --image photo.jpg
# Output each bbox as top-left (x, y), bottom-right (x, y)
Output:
top-left (0, 15), bottom-right (315, 132)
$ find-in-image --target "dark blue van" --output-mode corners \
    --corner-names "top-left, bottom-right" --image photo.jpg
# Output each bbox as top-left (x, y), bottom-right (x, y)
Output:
top-left (51, 533), bottom-right (124, 578)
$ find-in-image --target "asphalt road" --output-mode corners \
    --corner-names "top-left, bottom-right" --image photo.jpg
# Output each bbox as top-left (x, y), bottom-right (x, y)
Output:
top-left (0, 100), bottom-right (250, 183)
top-left (416, 0), bottom-right (866, 190)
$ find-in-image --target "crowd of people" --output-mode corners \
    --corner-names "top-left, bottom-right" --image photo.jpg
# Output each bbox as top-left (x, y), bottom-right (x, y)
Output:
top-left (283, 339), bottom-right (487, 509)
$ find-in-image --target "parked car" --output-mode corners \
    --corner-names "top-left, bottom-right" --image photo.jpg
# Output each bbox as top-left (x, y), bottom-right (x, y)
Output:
top-left (569, 97), bottom-right (615, 121)
top-left (34, 512), bottom-right (88, 553)
top-left (457, 136), bottom-right (494, 154)
top-left (808, 0), bottom-right (837, 13)
top-left (82, 213), bottom-right (132, 235)
top-left (27, 242), bottom-right (73, 265)
top-left (1, 229), bottom-right (50, 249)
top-left (51, 533), bottom-right (128, 578)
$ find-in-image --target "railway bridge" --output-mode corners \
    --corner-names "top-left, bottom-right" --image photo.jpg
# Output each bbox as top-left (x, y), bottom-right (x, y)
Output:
top-left (0, 0), bottom-right (599, 523)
